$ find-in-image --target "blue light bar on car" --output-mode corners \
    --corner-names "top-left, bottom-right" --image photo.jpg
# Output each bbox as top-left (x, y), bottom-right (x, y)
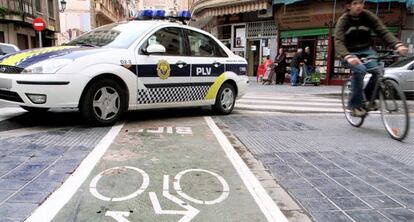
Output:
top-left (153, 10), bottom-right (166, 19)
top-left (178, 10), bottom-right (191, 21)
top-left (139, 9), bottom-right (153, 18)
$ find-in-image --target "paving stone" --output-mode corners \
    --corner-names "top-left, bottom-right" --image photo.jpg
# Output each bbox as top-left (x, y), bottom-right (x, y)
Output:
top-left (277, 152), bottom-right (304, 162)
top-left (374, 183), bottom-right (413, 195)
top-left (0, 190), bottom-right (14, 202)
top-left (392, 195), bottom-right (414, 208)
top-left (379, 208), bottom-right (414, 222)
top-left (309, 211), bottom-right (352, 222)
top-left (7, 191), bottom-right (49, 204)
top-left (0, 179), bottom-right (27, 190)
top-left (361, 196), bottom-right (404, 209)
top-left (363, 176), bottom-right (391, 185)
top-left (299, 167), bottom-right (325, 179)
top-left (318, 187), bottom-right (354, 198)
top-left (346, 210), bottom-right (391, 222)
top-left (347, 169), bottom-right (379, 177)
top-left (335, 178), bottom-right (383, 196)
top-left (289, 188), bottom-right (324, 199)
top-left (22, 180), bottom-right (61, 193)
top-left (2, 163), bottom-right (49, 181)
top-left (0, 202), bottom-right (38, 219)
top-left (308, 177), bottom-right (337, 187)
top-left (329, 197), bottom-right (372, 210)
top-left (325, 169), bottom-right (353, 178)
top-left (279, 178), bottom-right (313, 189)
top-left (297, 198), bottom-right (339, 212)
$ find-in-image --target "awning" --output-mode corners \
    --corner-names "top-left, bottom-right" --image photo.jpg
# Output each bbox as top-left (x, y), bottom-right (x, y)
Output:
top-left (197, 0), bottom-right (269, 17)
top-left (280, 26), bottom-right (398, 38)
top-left (273, 0), bottom-right (412, 6)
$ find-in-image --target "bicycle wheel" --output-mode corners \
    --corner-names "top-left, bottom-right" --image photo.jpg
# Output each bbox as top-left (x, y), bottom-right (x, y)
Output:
top-left (341, 80), bottom-right (365, 127)
top-left (379, 80), bottom-right (410, 141)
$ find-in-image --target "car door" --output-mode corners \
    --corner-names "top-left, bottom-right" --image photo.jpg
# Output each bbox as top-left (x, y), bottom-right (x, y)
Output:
top-left (184, 29), bottom-right (228, 99)
top-left (136, 26), bottom-right (193, 106)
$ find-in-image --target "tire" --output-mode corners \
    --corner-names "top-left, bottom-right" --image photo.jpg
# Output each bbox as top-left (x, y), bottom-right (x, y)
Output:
top-left (341, 80), bottom-right (365, 127)
top-left (379, 80), bottom-right (410, 141)
top-left (213, 83), bottom-right (236, 115)
top-left (80, 79), bottom-right (125, 126)
top-left (20, 106), bottom-right (49, 113)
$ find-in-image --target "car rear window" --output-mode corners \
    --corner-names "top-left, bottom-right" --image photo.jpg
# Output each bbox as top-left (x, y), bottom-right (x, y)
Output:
top-left (388, 57), bottom-right (414, 68)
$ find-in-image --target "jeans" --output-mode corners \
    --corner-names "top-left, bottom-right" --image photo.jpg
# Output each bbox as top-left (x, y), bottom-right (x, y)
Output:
top-left (345, 48), bottom-right (381, 109)
top-left (291, 67), bottom-right (299, 86)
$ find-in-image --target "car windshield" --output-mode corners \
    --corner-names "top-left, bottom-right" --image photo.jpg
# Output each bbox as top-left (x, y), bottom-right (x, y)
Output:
top-left (388, 57), bottom-right (414, 68)
top-left (65, 22), bottom-right (153, 48)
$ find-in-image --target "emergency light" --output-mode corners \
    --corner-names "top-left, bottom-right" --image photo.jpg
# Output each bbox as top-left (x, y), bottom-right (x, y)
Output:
top-left (134, 9), bottom-right (192, 23)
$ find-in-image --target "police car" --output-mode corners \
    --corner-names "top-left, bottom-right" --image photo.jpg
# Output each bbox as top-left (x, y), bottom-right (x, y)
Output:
top-left (0, 10), bottom-right (248, 126)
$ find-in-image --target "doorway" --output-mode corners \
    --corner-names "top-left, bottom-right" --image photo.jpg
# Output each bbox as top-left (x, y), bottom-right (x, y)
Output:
top-left (247, 40), bottom-right (261, 77)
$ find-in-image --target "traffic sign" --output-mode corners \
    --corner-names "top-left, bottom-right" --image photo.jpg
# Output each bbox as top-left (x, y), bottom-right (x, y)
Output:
top-left (32, 17), bottom-right (45, 32)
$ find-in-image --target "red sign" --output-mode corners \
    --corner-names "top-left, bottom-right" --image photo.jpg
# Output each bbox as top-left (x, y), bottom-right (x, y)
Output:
top-left (32, 17), bottom-right (46, 32)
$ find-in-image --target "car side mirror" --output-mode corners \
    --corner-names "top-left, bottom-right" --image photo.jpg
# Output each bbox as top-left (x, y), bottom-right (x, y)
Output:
top-left (144, 44), bottom-right (166, 55)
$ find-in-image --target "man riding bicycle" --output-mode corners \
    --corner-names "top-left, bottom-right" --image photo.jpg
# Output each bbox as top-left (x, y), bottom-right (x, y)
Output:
top-left (335, 0), bottom-right (408, 117)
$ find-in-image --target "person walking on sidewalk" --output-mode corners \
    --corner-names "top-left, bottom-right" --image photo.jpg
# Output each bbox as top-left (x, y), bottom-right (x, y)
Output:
top-left (274, 48), bottom-right (287, 85)
top-left (290, 48), bottom-right (303, 86)
top-left (335, 0), bottom-right (408, 116)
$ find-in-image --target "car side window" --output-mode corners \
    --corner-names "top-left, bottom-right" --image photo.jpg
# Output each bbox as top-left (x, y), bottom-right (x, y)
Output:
top-left (186, 30), bottom-right (228, 58)
top-left (141, 27), bottom-right (186, 56)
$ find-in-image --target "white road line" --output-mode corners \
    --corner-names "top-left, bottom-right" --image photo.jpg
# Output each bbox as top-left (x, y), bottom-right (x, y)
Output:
top-left (0, 107), bottom-right (25, 121)
top-left (242, 95), bottom-right (340, 102)
top-left (236, 103), bottom-right (342, 112)
top-left (25, 123), bottom-right (124, 222)
top-left (205, 117), bottom-right (288, 222)
top-left (239, 99), bottom-right (341, 106)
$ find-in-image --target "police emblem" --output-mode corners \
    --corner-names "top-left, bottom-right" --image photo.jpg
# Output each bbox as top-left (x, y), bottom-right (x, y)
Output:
top-left (157, 60), bottom-right (171, 80)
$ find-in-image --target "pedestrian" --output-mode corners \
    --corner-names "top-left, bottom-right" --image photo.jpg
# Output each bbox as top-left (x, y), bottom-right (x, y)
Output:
top-left (302, 46), bottom-right (313, 85)
top-left (335, 0), bottom-right (408, 116)
top-left (274, 48), bottom-right (287, 85)
top-left (290, 48), bottom-right (303, 86)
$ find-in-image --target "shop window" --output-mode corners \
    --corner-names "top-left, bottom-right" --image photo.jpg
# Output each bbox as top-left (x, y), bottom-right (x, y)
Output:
top-left (35, 0), bottom-right (41, 12)
top-left (218, 26), bottom-right (231, 40)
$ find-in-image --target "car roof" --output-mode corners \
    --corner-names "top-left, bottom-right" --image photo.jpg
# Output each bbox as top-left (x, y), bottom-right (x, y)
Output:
top-left (0, 43), bottom-right (19, 50)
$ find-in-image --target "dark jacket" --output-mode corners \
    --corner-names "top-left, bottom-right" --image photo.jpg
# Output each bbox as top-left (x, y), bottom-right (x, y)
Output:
top-left (274, 53), bottom-right (287, 72)
top-left (290, 52), bottom-right (303, 68)
top-left (302, 52), bottom-right (312, 66)
top-left (335, 9), bottom-right (400, 57)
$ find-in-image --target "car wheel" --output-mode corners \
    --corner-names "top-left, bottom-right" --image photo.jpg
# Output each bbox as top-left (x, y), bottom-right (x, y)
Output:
top-left (20, 106), bottom-right (49, 113)
top-left (213, 83), bottom-right (236, 115)
top-left (80, 79), bottom-right (125, 126)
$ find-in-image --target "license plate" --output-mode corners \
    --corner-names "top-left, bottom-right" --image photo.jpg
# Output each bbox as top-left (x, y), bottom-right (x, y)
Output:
top-left (0, 78), bottom-right (12, 89)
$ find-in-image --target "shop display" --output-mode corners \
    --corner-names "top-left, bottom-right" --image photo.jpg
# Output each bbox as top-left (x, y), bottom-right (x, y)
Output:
top-left (314, 36), bottom-right (329, 80)
top-left (280, 37), bottom-right (298, 73)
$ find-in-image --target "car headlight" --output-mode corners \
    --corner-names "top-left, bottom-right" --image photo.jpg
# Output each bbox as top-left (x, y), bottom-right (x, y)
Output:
top-left (22, 59), bottom-right (73, 74)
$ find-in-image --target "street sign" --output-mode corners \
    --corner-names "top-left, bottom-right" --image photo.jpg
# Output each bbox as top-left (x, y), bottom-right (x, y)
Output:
top-left (32, 17), bottom-right (45, 32)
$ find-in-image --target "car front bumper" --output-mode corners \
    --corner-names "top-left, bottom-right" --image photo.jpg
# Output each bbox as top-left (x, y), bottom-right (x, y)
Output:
top-left (0, 73), bottom-right (91, 108)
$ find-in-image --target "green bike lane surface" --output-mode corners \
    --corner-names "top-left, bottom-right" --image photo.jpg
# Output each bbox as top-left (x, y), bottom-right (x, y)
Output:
top-left (31, 116), bottom-right (284, 222)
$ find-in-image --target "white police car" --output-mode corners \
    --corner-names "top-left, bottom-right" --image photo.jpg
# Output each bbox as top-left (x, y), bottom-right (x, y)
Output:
top-left (0, 10), bottom-right (248, 126)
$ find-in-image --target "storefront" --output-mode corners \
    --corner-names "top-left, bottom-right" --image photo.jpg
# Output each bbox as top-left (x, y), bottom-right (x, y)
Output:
top-left (273, 0), bottom-right (406, 85)
top-left (216, 12), bottom-right (277, 77)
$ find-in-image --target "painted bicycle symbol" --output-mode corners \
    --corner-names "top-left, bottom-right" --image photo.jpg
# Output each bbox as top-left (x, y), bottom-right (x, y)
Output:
top-left (89, 166), bottom-right (230, 222)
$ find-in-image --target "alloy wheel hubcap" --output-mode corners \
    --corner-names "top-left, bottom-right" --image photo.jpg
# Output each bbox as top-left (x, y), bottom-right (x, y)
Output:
top-left (93, 87), bottom-right (120, 120)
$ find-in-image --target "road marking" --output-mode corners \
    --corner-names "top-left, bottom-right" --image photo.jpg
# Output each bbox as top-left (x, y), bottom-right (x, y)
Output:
top-left (205, 117), bottom-right (288, 222)
top-left (0, 107), bottom-right (25, 121)
top-left (25, 122), bottom-right (124, 222)
top-left (174, 169), bottom-right (229, 205)
top-left (89, 166), bottom-right (150, 202)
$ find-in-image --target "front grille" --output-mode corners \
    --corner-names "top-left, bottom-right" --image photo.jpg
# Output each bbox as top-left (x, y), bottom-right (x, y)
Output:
top-left (0, 89), bottom-right (24, 103)
top-left (0, 65), bottom-right (24, 74)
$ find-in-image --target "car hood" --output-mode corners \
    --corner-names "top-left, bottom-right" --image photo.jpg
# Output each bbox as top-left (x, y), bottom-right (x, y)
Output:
top-left (0, 46), bottom-right (114, 69)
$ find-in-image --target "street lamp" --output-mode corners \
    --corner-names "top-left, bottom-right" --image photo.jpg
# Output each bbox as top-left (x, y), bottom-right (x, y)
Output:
top-left (59, 0), bottom-right (67, 13)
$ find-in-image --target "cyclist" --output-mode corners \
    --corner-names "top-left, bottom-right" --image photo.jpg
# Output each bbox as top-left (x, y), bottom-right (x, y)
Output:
top-left (335, 0), bottom-right (408, 117)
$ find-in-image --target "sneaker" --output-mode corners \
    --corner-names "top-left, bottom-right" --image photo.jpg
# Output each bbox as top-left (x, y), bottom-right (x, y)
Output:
top-left (366, 101), bottom-right (379, 111)
top-left (351, 108), bottom-right (367, 117)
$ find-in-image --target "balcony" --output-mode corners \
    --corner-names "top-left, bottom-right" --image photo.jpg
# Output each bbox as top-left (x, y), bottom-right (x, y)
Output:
top-left (95, 0), bottom-right (126, 23)
top-left (0, 0), bottom-right (34, 24)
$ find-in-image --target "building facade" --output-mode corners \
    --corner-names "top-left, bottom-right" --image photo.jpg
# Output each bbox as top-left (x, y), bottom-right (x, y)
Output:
top-left (272, 0), bottom-right (412, 85)
top-left (0, 0), bottom-right (61, 49)
top-left (190, 0), bottom-right (277, 78)
top-left (136, 0), bottom-right (188, 13)
top-left (57, 0), bottom-right (132, 45)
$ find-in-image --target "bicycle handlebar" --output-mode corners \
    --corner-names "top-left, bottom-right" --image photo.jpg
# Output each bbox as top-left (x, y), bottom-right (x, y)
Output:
top-left (360, 51), bottom-right (402, 63)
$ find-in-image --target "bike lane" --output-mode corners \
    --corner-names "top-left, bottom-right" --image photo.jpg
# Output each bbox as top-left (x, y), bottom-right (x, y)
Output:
top-left (27, 116), bottom-right (286, 222)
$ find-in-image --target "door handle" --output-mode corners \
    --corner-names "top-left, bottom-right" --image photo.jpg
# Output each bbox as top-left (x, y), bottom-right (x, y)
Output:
top-left (176, 61), bottom-right (187, 68)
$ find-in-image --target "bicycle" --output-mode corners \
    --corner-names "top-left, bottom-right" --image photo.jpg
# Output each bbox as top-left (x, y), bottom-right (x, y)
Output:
top-left (341, 52), bottom-right (410, 141)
